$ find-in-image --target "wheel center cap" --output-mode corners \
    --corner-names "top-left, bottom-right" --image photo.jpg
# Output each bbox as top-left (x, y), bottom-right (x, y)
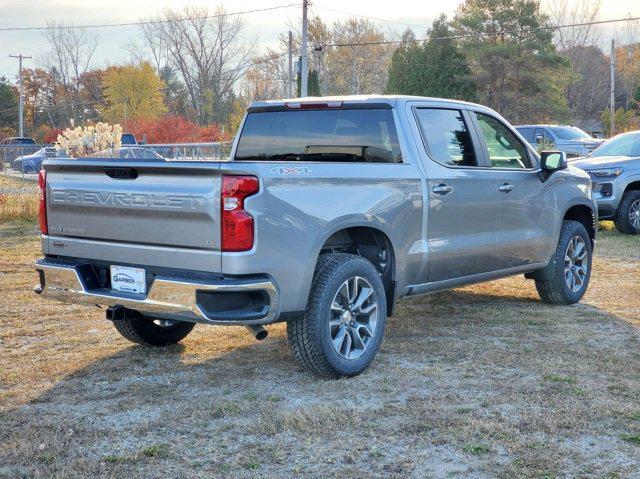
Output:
top-left (341, 310), bottom-right (352, 322)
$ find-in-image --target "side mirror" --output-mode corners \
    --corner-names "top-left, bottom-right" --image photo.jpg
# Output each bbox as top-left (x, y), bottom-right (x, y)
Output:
top-left (540, 150), bottom-right (567, 181)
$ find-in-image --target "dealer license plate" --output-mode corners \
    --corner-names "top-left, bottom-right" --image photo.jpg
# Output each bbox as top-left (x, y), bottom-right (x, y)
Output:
top-left (110, 265), bottom-right (146, 294)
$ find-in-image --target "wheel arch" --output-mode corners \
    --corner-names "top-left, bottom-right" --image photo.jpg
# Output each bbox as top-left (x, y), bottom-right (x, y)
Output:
top-left (624, 179), bottom-right (640, 193)
top-left (313, 222), bottom-right (397, 316)
top-left (562, 203), bottom-right (596, 245)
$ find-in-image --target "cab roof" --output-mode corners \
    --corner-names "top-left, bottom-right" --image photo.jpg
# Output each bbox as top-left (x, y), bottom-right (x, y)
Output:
top-left (248, 95), bottom-right (488, 112)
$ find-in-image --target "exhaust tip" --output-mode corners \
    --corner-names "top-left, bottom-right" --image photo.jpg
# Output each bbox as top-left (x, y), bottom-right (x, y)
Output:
top-left (246, 325), bottom-right (268, 341)
top-left (255, 329), bottom-right (268, 341)
top-left (106, 306), bottom-right (126, 321)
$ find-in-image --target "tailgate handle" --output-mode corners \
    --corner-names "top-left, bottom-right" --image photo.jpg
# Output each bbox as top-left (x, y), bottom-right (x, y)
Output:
top-left (104, 167), bottom-right (138, 179)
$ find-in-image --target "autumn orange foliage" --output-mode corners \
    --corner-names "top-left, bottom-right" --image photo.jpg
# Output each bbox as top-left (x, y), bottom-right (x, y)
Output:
top-left (124, 116), bottom-right (230, 143)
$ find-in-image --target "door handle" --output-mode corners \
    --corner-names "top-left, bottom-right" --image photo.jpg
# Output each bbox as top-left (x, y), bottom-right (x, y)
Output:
top-left (432, 184), bottom-right (453, 195)
top-left (498, 183), bottom-right (514, 193)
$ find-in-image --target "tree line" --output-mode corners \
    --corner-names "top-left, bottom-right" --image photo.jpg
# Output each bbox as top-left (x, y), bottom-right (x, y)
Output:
top-left (1, 0), bottom-right (639, 143)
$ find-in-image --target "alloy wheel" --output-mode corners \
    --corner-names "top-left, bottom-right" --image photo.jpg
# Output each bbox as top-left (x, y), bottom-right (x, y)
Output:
top-left (564, 236), bottom-right (588, 293)
top-left (629, 199), bottom-right (640, 232)
top-left (329, 276), bottom-right (378, 360)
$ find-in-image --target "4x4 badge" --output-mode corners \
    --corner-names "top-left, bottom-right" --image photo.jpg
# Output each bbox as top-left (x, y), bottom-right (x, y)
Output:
top-left (271, 166), bottom-right (311, 176)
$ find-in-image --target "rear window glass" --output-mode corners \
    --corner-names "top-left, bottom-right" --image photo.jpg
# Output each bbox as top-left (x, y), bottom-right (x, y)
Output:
top-left (414, 108), bottom-right (477, 167)
top-left (235, 108), bottom-right (402, 163)
top-left (516, 127), bottom-right (534, 142)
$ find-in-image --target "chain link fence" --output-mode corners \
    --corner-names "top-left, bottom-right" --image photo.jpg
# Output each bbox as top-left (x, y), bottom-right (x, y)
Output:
top-left (1, 142), bottom-right (234, 181)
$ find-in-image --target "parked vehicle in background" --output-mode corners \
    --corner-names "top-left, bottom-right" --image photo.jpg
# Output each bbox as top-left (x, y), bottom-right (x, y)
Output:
top-left (1, 137), bottom-right (41, 168)
top-left (0, 137), bottom-right (36, 146)
top-left (34, 95), bottom-right (596, 378)
top-left (121, 133), bottom-right (138, 145)
top-left (571, 130), bottom-right (640, 234)
top-left (13, 147), bottom-right (59, 173)
top-left (88, 146), bottom-right (164, 160)
top-left (516, 125), bottom-right (603, 158)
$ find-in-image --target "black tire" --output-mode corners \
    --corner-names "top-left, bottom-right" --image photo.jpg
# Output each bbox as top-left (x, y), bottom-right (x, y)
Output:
top-left (287, 253), bottom-right (387, 379)
top-left (613, 190), bottom-right (640, 235)
top-left (112, 314), bottom-right (195, 346)
top-left (535, 220), bottom-right (592, 305)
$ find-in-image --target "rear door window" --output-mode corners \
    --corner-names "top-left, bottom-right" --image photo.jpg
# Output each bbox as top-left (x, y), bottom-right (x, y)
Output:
top-left (235, 108), bottom-right (402, 163)
top-left (414, 108), bottom-right (478, 167)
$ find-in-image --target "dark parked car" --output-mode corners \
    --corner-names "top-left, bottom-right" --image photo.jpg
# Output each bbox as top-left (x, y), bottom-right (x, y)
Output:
top-left (0, 137), bottom-right (36, 145)
top-left (121, 133), bottom-right (138, 145)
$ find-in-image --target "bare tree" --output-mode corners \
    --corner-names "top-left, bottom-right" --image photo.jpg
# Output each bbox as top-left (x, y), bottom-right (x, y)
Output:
top-left (546, 0), bottom-right (602, 51)
top-left (138, 6), bottom-right (254, 124)
top-left (41, 21), bottom-right (98, 124)
top-left (41, 21), bottom-right (98, 93)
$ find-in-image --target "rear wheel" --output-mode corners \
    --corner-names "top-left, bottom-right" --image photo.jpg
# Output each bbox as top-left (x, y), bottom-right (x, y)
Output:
top-left (535, 220), bottom-right (592, 305)
top-left (112, 314), bottom-right (195, 346)
top-left (287, 253), bottom-right (387, 379)
top-left (614, 190), bottom-right (640, 235)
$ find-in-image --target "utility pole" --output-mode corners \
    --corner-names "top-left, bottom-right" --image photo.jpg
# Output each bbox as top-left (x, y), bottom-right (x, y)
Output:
top-left (300, 0), bottom-right (309, 97)
top-left (610, 39), bottom-right (616, 136)
top-left (288, 30), bottom-right (293, 98)
top-left (9, 54), bottom-right (31, 137)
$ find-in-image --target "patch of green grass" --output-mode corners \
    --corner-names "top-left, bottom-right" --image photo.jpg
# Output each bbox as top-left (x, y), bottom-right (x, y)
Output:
top-left (628, 412), bottom-right (640, 421)
top-left (462, 443), bottom-right (491, 455)
top-left (139, 443), bottom-right (169, 458)
top-left (571, 387), bottom-right (588, 397)
top-left (621, 434), bottom-right (640, 446)
top-left (240, 459), bottom-right (261, 470)
top-left (455, 407), bottom-right (473, 414)
top-left (543, 374), bottom-right (577, 384)
top-left (211, 401), bottom-right (243, 418)
top-left (103, 454), bottom-right (133, 463)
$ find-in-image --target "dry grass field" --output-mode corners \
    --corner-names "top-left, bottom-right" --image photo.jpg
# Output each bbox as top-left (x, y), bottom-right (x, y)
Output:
top-left (1, 198), bottom-right (640, 477)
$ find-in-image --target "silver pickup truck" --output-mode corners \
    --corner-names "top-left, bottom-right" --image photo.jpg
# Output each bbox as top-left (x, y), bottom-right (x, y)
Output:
top-left (34, 95), bottom-right (597, 378)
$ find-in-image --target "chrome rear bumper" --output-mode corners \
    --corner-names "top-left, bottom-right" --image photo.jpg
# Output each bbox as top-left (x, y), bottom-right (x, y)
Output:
top-left (34, 259), bottom-right (279, 325)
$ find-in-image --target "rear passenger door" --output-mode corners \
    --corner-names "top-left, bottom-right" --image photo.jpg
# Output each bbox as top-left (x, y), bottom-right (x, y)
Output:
top-left (470, 112), bottom-right (556, 269)
top-left (413, 107), bottom-right (498, 283)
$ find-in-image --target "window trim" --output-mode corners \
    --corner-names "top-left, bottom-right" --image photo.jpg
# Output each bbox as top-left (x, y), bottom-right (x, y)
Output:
top-left (411, 106), bottom-right (489, 170)
top-left (469, 111), bottom-right (539, 172)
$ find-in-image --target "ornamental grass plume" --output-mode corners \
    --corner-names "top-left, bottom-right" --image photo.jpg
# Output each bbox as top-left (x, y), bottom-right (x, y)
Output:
top-left (56, 121), bottom-right (123, 157)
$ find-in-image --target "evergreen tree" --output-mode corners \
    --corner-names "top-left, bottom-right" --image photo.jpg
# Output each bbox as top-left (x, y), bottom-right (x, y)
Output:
top-left (452, 0), bottom-right (572, 122)
top-left (386, 16), bottom-right (477, 101)
top-left (297, 69), bottom-right (321, 97)
top-left (0, 77), bottom-right (18, 130)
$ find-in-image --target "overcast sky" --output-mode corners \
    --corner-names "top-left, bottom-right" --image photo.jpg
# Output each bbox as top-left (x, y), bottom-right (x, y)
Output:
top-left (0, 0), bottom-right (639, 79)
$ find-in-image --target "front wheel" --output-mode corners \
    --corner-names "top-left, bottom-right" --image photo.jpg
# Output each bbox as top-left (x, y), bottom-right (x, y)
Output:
top-left (535, 220), bottom-right (592, 305)
top-left (614, 190), bottom-right (640, 235)
top-left (287, 253), bottom-right (387, 379)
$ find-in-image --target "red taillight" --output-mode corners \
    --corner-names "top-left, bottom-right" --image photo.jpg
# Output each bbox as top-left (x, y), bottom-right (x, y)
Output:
top-left (221, 175), bottom-right (259, 252)
top-left (38, 169), bottom-right (48, 235)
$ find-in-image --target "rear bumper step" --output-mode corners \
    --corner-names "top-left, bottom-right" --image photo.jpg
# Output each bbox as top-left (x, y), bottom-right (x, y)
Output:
top-left (34, 259), bottom-right (279, 325)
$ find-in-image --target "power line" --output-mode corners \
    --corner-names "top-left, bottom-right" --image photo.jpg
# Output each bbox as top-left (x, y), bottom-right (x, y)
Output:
top-left (0, 3), bottom-right (301, 32)
top-left (316, 15), bottom-right (640, 48)
top-left (312, 5), bottom-right (429, 30)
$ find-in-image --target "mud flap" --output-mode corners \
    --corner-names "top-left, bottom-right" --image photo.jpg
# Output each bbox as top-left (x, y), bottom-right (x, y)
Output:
top-left (524, 258), bottom-right (556, 281)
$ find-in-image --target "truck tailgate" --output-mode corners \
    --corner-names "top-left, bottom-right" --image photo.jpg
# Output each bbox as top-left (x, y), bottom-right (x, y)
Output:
top-left (44, 160), bottom-right (222, 270)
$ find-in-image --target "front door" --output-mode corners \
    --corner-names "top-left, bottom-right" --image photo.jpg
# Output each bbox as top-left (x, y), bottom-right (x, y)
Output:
top-left (471, 112), bottom-right (556, 269)
top-left (413, 107), bottom-right (498, 283)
